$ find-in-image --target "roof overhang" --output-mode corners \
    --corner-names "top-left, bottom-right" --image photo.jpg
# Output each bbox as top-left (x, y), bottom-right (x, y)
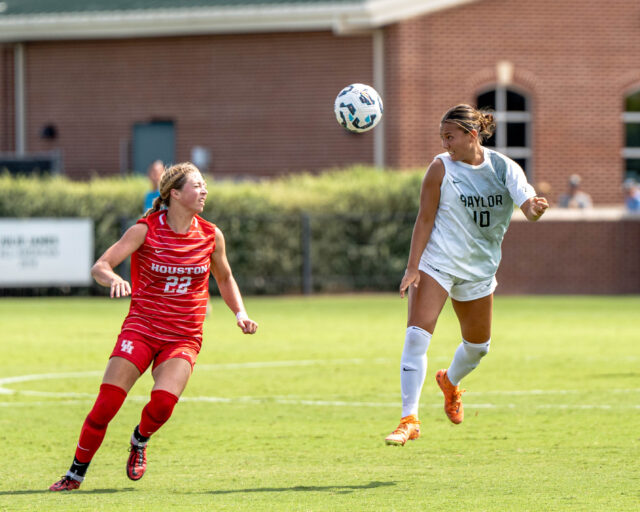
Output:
top-left (0, 0), bottom-right (478, 42)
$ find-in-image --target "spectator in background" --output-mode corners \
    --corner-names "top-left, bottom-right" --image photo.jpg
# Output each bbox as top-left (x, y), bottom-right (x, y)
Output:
top-left (143, 160), bottom-right (164, 213)
top-left (623, 178), bottom-right (640, 212)
top-left (558, 174), bottom-right (592, 209)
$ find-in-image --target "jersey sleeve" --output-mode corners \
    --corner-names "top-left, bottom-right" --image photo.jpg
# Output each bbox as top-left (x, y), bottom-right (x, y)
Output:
top-left (505, 160), bottom-right (536, 207)
top-left (136, 215), bottom-right (151, 227)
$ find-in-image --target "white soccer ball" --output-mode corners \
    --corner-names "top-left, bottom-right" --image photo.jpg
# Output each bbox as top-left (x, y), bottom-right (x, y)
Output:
top-left (334, 83), bottom-right (383, 133)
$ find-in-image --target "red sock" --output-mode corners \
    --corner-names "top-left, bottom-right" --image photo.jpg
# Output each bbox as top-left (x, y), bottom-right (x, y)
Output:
top-left (75, 383), bottom-right (127, 463)
top-left (138, 390), bottom-right (179, 438)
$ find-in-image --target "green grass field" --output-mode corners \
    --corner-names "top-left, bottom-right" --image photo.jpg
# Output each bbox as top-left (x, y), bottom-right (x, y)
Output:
top-left (1, 294), bottom-right (638, 511)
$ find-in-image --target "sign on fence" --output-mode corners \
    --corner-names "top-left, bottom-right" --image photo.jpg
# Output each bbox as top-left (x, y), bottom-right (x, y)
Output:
top-left (0, 218), bottom-right (94, 287)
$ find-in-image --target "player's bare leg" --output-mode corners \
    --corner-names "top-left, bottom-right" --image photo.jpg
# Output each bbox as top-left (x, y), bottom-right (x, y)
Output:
top-left (450, 294), bottom-right (492, 343)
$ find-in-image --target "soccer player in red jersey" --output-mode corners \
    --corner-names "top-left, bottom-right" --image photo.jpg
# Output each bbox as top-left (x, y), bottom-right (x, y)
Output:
top-left (50, 162), bottom-right (258, 491)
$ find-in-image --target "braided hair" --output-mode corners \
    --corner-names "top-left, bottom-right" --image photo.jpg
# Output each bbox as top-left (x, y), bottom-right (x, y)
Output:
top-left (143, 162), bottom-right (201, 218)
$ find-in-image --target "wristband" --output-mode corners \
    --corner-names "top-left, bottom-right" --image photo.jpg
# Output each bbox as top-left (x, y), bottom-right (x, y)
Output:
top-left (236, 311), bottom-right (249, 322)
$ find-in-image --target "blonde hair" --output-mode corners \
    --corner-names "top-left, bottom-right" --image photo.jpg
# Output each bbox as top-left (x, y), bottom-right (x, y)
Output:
top-left (143, 162), bottom-right (201, 218)
top-left (441, 104), bottom-right (496, 143)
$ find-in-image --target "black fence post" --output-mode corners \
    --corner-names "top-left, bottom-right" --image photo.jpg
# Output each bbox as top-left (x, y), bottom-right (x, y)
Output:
top-left (301, 212), bottom-right (312, 295)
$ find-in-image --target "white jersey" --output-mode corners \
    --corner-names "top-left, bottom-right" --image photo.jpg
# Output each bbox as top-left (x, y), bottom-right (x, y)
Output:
top-left (421, 147), bottom-right (535, 280)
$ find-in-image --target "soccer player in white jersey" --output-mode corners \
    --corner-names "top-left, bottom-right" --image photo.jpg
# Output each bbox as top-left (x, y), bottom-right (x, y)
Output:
top-left (385, 104), bottom-right (548, 446)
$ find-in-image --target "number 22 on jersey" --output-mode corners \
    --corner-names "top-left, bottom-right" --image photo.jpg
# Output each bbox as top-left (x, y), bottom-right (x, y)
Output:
top-left (164, 276), bottom-right (192, 294)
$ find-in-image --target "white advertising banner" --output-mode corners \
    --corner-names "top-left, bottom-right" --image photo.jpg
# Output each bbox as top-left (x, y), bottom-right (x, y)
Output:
top-left (0, 218), bottom-right (94, 286)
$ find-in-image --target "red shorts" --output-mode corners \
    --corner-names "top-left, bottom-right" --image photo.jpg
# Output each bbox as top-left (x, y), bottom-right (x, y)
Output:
top-left (110, 330), bottom-right (201, 374)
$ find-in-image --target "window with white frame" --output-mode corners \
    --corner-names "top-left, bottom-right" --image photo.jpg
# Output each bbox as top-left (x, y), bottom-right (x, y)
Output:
top-left (623, 90), bottom-right (640, 182)
top-left (476, 87), bottom-right (532, 176)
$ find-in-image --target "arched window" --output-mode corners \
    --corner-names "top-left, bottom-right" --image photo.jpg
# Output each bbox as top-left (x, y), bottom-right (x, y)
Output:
top-left (623, 90), bottom-right (640, 182)
top-left (476, 87), bottom-right (532, 176)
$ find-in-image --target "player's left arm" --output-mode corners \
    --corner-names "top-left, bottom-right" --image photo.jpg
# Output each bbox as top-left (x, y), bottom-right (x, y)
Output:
top-left (520, 196), bottom-right (549, 221)
top-left (210, 227), bottom-right (258, 334)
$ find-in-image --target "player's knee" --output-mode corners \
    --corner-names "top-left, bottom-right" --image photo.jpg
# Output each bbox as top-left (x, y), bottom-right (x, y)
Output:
top-left (462, 338), bottom-right (491, 359)
top-left (403, 326), bottom-right (432, 357)
top-left (147, 389), bottom-right (179, 423)
top-left (87, 383), bottom-right (127, 428)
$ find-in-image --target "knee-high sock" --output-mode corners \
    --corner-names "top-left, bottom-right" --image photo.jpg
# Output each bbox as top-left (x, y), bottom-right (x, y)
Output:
top-left (74, 383), bottom-right (127, 463)
top-left (447, 338), bottom-right (491, 386)
top-left (138, 389), bottom-right (179, 438)
top-left (400, 326), bottom-right (432, 418)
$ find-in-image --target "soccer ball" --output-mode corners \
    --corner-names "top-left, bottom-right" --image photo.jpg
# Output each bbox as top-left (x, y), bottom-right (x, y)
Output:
top-left (334, 83), bottom-right (383, 133)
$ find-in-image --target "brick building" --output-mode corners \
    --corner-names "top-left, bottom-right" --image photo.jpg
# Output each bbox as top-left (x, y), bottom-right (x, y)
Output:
top-left (0, 0), bottom-right (639, 205)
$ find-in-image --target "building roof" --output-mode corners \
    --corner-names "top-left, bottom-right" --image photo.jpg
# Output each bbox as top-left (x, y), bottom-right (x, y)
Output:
top-left (0, 0), bottom-right (477, 41)
top-left (1, 1), bottom-right (358, 14)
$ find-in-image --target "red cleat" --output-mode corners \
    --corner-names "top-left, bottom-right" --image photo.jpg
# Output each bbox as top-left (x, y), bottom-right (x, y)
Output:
top-left (49, 475), bottom-right (81, 491)
top-left (127, 443), bottom-right (147, 480)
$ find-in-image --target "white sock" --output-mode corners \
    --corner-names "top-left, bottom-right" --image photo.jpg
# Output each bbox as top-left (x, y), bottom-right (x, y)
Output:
top-left (65, 470), bottom-right (85, 482)
top-left (447, 338), bottom-right (491, 386)
top-left (131, 433), bottom-right (147, 448)
top-left (400, 326), bottom-right (431, 418)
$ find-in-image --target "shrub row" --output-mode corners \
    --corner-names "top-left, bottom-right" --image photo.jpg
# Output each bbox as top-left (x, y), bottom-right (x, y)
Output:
top-left (0, 166), bottom-right (424, 294)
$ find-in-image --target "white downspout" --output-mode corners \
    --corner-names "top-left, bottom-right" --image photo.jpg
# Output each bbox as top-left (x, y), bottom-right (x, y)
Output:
top-left (372, 28), bottom-right (384, 169)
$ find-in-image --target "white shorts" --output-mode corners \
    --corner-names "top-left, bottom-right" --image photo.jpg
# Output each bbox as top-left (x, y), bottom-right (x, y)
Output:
top-left (419, 262), bottom-right (497, 302)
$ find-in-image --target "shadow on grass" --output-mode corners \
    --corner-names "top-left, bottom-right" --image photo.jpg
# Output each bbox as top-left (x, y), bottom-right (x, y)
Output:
top-left (3, 482), bottom-right (395, 497)
top-left (199, 480), bottom-right (395, 495)
top-left (0, 488), bottom-right (136, 495)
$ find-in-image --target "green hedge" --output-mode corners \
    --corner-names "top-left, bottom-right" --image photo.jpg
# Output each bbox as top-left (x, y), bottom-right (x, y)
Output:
top-left (0, 167), bottom-right (424, 294)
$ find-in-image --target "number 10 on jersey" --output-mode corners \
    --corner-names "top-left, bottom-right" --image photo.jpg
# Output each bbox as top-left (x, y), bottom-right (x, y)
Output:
top-left (473, 210), bottom-right (490, 227)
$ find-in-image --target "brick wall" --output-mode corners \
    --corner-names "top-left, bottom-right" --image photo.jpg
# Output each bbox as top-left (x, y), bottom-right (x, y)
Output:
top-left (19, 32), bottom-right (375, 179)
top-left (384, 0), bottom-right (640, 205)
top-left (497, 214), bottom-right (640, 295)
top-left (1, 0), bottom-right (639, 202)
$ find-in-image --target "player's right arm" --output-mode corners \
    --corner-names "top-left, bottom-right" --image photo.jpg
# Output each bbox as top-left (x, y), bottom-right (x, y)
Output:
top-left (91, 224), bottom-right (148, 298)
top-left (399, 158), bottom-right (444, 298)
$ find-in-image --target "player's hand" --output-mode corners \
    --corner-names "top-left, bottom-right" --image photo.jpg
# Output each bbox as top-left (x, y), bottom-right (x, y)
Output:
top-left (109, 277), bottom-right (131, 298)
top-left (399, 268), bottom-right (420, 298)
top-left (236, 312), bottom-right (258, 334)
top-left (531, 196), bottom-right (549, 219)
top-left (237, 318), bottom-right (258, 334)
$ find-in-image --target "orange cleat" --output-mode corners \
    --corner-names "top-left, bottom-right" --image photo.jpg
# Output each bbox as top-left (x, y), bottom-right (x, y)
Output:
top-left (435, 369), bottom-right (465, 424)
top-left (49, 475), bottom-right (81, 491)
top-left (385, 415), bottom-right (421, 446)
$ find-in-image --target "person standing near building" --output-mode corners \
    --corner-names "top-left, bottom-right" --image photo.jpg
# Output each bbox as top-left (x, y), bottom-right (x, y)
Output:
top-left (623, 178), bottom-right (640, 212)
top-left (385, 104), bottom-right (548, 446)
top-left (558, 174), bottom-right (592, 209)
top-left (50, 162), bottom-right (258, 490)
top-left (143, 160), bottom-right (165, 213)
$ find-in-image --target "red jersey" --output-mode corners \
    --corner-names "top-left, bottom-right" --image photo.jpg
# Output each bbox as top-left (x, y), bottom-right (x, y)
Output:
top-left (121, 211), bottom-right (216, 345)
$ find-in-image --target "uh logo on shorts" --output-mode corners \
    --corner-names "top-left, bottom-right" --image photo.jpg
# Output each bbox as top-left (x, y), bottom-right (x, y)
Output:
top-left (120, 339), bottom-right (134, 354)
